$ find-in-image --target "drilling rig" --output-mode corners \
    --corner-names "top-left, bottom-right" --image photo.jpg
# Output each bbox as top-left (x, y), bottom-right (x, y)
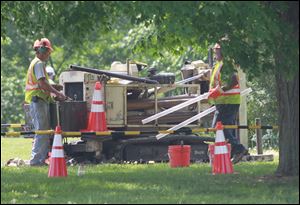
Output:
top-left (25, 59), bottom-right (214, 163)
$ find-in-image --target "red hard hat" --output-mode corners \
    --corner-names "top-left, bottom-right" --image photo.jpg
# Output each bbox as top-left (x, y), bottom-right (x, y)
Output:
top-left (33, 38), bottom-right (53, 51)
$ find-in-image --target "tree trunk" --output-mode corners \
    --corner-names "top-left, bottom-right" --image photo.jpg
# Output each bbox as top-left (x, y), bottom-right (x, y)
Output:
top-left (273, 1), bottom-right (299, 177)
top-left (275, 72), bottom-right (299, 176)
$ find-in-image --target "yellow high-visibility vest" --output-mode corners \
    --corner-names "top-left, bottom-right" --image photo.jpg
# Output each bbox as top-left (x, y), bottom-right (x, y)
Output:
top-left (25, 57), bottom-right (52, 103)
top-left (208, 60), bottom-right (241, 104)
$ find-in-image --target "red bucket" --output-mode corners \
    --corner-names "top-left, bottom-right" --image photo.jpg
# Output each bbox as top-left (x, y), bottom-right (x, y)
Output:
top-left (168, 145), bottom-right (191, 168)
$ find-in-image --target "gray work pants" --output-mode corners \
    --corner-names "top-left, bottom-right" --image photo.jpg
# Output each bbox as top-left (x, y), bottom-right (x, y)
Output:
top-left (29, 98), bottom-right (51, 165)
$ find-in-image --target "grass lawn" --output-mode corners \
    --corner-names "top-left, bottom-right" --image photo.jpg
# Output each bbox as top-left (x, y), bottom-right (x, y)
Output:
top-left (1, 138), bottom-right (299, 204)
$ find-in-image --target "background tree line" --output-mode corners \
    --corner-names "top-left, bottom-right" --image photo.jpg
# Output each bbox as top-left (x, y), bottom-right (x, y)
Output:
top-left (1, 1), bottom-right (298, 176)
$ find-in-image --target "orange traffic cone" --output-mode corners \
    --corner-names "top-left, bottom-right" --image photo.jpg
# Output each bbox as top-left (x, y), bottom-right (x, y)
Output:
top-left (48, 126), bottom-right (67, 177)
top-left (83, 81), bottom-right (107, 131)
top-left (210, 121), bottom-right (233, 175)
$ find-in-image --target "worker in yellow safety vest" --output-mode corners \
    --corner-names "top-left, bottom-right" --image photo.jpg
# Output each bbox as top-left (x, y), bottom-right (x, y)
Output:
top-left (208, 42), bottom-right (247, 164)
top-left (25, 38), bottom-right (66, 166)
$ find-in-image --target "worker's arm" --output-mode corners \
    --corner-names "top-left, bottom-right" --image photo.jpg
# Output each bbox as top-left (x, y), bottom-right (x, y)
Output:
top-left (38, 78), bottom-right (66, 100)
top-left (34, 62), bottom-right (66, 100)
top-left (52, 84), bottom-right (63, 91)
top-left (221, 73), bottom-right (239, 91)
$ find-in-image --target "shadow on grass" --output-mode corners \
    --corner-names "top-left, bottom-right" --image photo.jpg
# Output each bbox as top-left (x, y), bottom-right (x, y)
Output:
top-left (1, 163), bottom-right (299, 204)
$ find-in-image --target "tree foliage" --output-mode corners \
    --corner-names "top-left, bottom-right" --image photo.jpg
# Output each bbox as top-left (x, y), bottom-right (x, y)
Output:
top-left (3, 2), bottom-right (297, 77)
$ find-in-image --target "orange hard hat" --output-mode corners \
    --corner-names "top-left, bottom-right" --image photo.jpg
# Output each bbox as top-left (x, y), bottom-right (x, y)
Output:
top-left (213, 43), bottom-right (221, 49)
top-left (33, 38), bottom-right (53, 51)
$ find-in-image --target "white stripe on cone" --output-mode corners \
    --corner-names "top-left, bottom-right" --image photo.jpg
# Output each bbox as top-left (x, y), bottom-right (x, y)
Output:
top-left (51, 148), bottom-right (64, 158)
top-left (91, 104), bottom-right (105, 112)
top-left (51, 134), bottom-right (65, 157)
top-left (215, 130), bottom-right (226, 143)
top-left (92, 91), bottom-right (102, 101)
top-left (48, 125), bottom-right (68, 178)
top-left (214, 145), bottom-right (228, 155)
top-left (52, 134), bottom-right (62, 146)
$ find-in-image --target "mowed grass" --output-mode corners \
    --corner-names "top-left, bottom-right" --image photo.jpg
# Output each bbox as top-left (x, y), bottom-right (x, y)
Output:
top-left (1, 138), bottom-right (299, 204)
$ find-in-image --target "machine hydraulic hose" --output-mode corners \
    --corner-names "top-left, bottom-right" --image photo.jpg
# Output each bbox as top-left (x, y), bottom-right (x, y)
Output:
top-left (70, 65), bottom-right (159, 84)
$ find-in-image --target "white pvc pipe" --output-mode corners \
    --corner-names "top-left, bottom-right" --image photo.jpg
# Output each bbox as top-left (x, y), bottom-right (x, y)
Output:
top-left (155, 88), bottom-right (252, 140)
top-left (143, 87), bottom-right (252, 125)
top-left (156, 106), bottom-right (216, 140)
top-left (175, 72), bottom-right (205, 85)
top-left (149, 72), bottom-right (205, 94)
top-left (241, 87), bottom-right (252, 96)
top-left (142, 92), bottom-right (209, 124)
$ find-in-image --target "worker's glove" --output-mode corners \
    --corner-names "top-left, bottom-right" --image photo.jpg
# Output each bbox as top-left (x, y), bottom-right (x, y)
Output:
top-left (208, 86), bottom-right (223, 99)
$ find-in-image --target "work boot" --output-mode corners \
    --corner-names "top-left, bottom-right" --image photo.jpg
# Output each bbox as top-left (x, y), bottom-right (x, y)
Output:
top-left (231, 148), bottom-right (248, 164)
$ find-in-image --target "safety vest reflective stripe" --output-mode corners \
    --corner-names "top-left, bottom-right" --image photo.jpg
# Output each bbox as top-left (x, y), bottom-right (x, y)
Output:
top-left (210, 61), bottom-right (223, 88)
top-left (26, 58), bottom-right (40, 90)
top-left (25, 57), bottom-right (51, 103)
top-left (25, 84), bottom-right (40, 90)
top-left (214, 62), bottom-right (222, 87)
top-left (26, 71), bottom-right (39, 89)
top-left (222, 88), bottom-right (241, 95)
top-left (209, 60), bottom-right (241, 104)
top-left (25, 58), bottom-right (50, 93)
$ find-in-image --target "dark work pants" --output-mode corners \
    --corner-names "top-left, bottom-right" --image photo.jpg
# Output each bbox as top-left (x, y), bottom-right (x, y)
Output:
top-left (212, 104), bottom-right (244, 154)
